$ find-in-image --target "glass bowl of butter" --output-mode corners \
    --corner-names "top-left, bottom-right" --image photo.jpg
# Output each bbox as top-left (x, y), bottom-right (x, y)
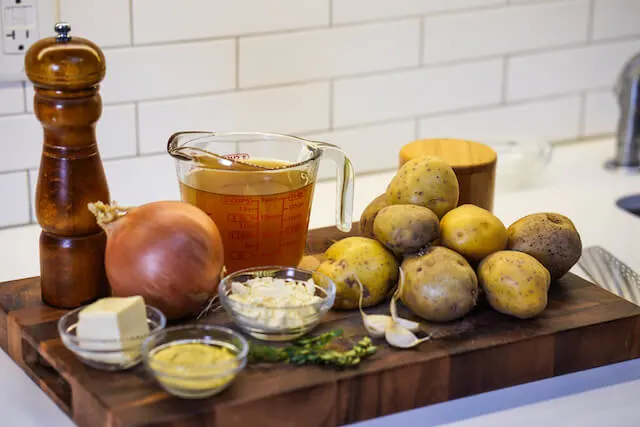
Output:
top-left (218, 266), bottom-right (336, 341)
top-left (58, 296), bottom-right (167, 371)
top-left (142, 324), bottom-right (249, 399)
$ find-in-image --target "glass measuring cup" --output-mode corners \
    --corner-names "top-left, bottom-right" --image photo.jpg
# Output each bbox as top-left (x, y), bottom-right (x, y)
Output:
top-left (167, 131), bottom-right (354, 273)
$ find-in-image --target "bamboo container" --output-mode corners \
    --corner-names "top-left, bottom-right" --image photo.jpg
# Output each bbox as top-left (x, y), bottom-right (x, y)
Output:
top-left (399, 138), bottom-right (497, 212)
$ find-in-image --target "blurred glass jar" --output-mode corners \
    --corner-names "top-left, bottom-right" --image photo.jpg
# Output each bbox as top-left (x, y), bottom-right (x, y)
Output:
top-left (484, 140), bottom-right (553, 192)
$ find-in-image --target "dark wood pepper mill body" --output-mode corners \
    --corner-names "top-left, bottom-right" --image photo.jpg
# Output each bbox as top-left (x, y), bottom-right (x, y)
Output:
top-left (25, 23), bottom-right (110, 308)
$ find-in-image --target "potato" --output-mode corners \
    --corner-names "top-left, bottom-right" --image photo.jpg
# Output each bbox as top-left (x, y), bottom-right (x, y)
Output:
top-left (400, 246), bottom-right (478, 322)
top-left (359, 193), bottom-right (390, 238)
top-left (506, 213), bottom-right (582, 280)
top-left (478, 250), bottom-right (551, 319)
top-left (386, 155), bottom-right (459, 218)
top-left (314, 237), bottom-right (399, 310)
top-left (440, 204), bottom-right (507, 263)
top-left (373, 204), bottom-right (439, 257)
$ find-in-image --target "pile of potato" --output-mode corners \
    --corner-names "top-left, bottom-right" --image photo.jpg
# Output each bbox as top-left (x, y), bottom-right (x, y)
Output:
top-left (312, 155), bottom-right (582, 322)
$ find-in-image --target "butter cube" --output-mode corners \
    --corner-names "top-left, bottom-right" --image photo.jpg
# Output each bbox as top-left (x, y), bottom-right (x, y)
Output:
top-left (76, 296), bottom-right (150, 365)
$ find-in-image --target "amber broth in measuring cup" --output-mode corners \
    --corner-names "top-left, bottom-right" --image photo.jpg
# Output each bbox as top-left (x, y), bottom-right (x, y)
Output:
top-left (168, 131), bottom-right (355, 274)
top-left (179, 159), bottom-right (314, 273)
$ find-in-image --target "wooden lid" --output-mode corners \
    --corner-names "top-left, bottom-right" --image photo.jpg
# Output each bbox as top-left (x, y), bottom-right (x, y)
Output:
top-left (25, 22), bottom-right (106, 90)
top-left (399, 138), bottom-right (497, 173)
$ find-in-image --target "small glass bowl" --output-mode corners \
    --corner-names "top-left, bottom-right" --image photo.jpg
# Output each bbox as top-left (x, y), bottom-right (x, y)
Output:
top-left (218, 266), bottom-right (336, 342)
top-left (142, 325), bottom-right (248, 399)
top-left (58, 304), bottom-right (166, 371)
top-left (485, 139), bottom-right (554, 191)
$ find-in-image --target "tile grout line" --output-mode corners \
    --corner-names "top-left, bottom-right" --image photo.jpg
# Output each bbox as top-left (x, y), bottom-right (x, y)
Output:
top-left (235, 38), bottom-right (240, 89)
top-left (128, 0), bottom-right (134, 45)
top-left (413, 118), bottom-right (420, 140)
top-left (586, 0), bottom-right (596, 42)
top-left (329, 80), bottom-right (334, 130)
top-left (25, 169), bottom-right (34, 225)
top-left (22, 81), bottom-right (28, 113)
top-left (578, 91), bottom-right (588, 136)
top-left (103, 31), bottom-right (640, 61)
top-left (418, 17), bottom-right (425, 65)
top-left (329, 0), bottom-right (333, 27)
top-left (501, 56), bottom-right (510, 104)
top-left (133, 102), bottom-right (141, 156)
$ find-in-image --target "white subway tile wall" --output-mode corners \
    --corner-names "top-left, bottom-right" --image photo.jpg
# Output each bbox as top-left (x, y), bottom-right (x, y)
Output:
top-left (0, 0), bottom-right (638, 228)
top-left (507, 39), bottom-right (640, 101)
top-left (583, 91), bottom-right (619, 136)
top-left (60, 0), bottom-right (131, 47)
top-left (0, 82), bottom-right (25, 115)
top-left (137, 82), bottom-right (330, 154)
top-left (418, 97), bottom-right (582, 141)
top-left (422, 1), bottom-right (589, 63)
top-left (592, 0), bottom-right (640, 41)
top-left (0, 172), bottom-right (30, 228)
top-left (334, 59), bottom-right (503, 127)
top-left (101, 40), bottom-right (236, 104)
top-left (306, 121), bottom-right (416, 179)
top-left (239, 20), bottom-right (420, 88)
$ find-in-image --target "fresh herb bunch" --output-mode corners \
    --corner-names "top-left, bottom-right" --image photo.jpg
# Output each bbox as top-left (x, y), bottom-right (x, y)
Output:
top-left (248, 329), bottom-right (376, 369)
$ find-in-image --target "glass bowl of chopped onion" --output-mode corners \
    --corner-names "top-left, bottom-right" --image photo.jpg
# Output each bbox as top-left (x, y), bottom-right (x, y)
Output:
top-left (218, 266), bottom-right (336, 341)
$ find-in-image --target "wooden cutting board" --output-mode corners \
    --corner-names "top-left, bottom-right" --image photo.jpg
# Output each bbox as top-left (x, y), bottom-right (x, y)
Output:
top-left (1, 224), bottom-right (640, 427)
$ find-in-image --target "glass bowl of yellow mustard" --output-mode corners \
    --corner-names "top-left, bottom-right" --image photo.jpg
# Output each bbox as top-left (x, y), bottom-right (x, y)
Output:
top-left (141, 324), bottom-right (249, 399)
top-left (218, 266), bottom-right (336, 342)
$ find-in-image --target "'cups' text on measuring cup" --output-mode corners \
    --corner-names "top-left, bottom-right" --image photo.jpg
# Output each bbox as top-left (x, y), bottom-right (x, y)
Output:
top-left (168, 131), bottom-right (354, 273)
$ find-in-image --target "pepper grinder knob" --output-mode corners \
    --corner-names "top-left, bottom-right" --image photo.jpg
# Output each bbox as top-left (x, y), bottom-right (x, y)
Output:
top-left (54, 22), bottom-right (71, 42)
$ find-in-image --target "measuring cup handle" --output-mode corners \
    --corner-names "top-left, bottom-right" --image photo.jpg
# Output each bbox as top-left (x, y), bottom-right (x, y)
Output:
top-left (313, 142), bottom-right (355, 232)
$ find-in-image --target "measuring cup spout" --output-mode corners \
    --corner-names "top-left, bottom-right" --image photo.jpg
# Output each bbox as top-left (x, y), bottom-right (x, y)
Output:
top-left (309, 141), bottom-right (355, 232)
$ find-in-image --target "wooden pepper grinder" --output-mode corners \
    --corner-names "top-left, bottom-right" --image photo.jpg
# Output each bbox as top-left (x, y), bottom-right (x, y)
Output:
top-left (25, 22), bottom-right (111, 308)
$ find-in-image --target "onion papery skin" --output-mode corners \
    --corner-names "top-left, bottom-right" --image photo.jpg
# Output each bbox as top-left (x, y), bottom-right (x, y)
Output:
top-left (103, 201), bottom-right (224, 320)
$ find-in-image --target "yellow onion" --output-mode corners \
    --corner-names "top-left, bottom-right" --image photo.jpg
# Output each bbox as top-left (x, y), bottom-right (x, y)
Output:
top-left (89, 201), bottom-right (224, 320)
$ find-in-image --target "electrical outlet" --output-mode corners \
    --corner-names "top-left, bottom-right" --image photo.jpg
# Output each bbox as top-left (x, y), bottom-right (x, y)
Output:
top-left (2, 0), bottom-right (37, 54)
top-left (0, 0), bottom-right (55, 82)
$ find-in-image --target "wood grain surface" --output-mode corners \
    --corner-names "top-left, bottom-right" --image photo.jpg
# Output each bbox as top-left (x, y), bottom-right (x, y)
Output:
top-left (1, 224), bottom-right (639, 427)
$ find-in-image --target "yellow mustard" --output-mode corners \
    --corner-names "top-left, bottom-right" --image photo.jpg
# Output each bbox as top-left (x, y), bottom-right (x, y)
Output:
top-left (150, 342), bottom-right (238, 392)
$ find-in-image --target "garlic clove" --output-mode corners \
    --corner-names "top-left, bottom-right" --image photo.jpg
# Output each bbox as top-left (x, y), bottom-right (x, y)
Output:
top-left (354, 270), bottom-right (424, 343)
top-left (385, 323), bottom-right (431, 349)
top-left (389, 267), bottom-right (421, 332)
top-left (394, 317), bottom-right (420, 332)
top-left (354, 273), bottom-right (386, 337)
top-left (363, 314), bottom-right (393, 337)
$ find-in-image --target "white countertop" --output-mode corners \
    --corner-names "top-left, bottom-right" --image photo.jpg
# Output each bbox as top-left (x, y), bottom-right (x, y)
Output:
top-left (1, 137), bottom-right (640, 427)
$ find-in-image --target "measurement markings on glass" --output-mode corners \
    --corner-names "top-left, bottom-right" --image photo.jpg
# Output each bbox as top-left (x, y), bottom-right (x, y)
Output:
top-left (223, 196), bottom-right (260, 258)
top-left (222, 190), bottom-right (307, 259)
